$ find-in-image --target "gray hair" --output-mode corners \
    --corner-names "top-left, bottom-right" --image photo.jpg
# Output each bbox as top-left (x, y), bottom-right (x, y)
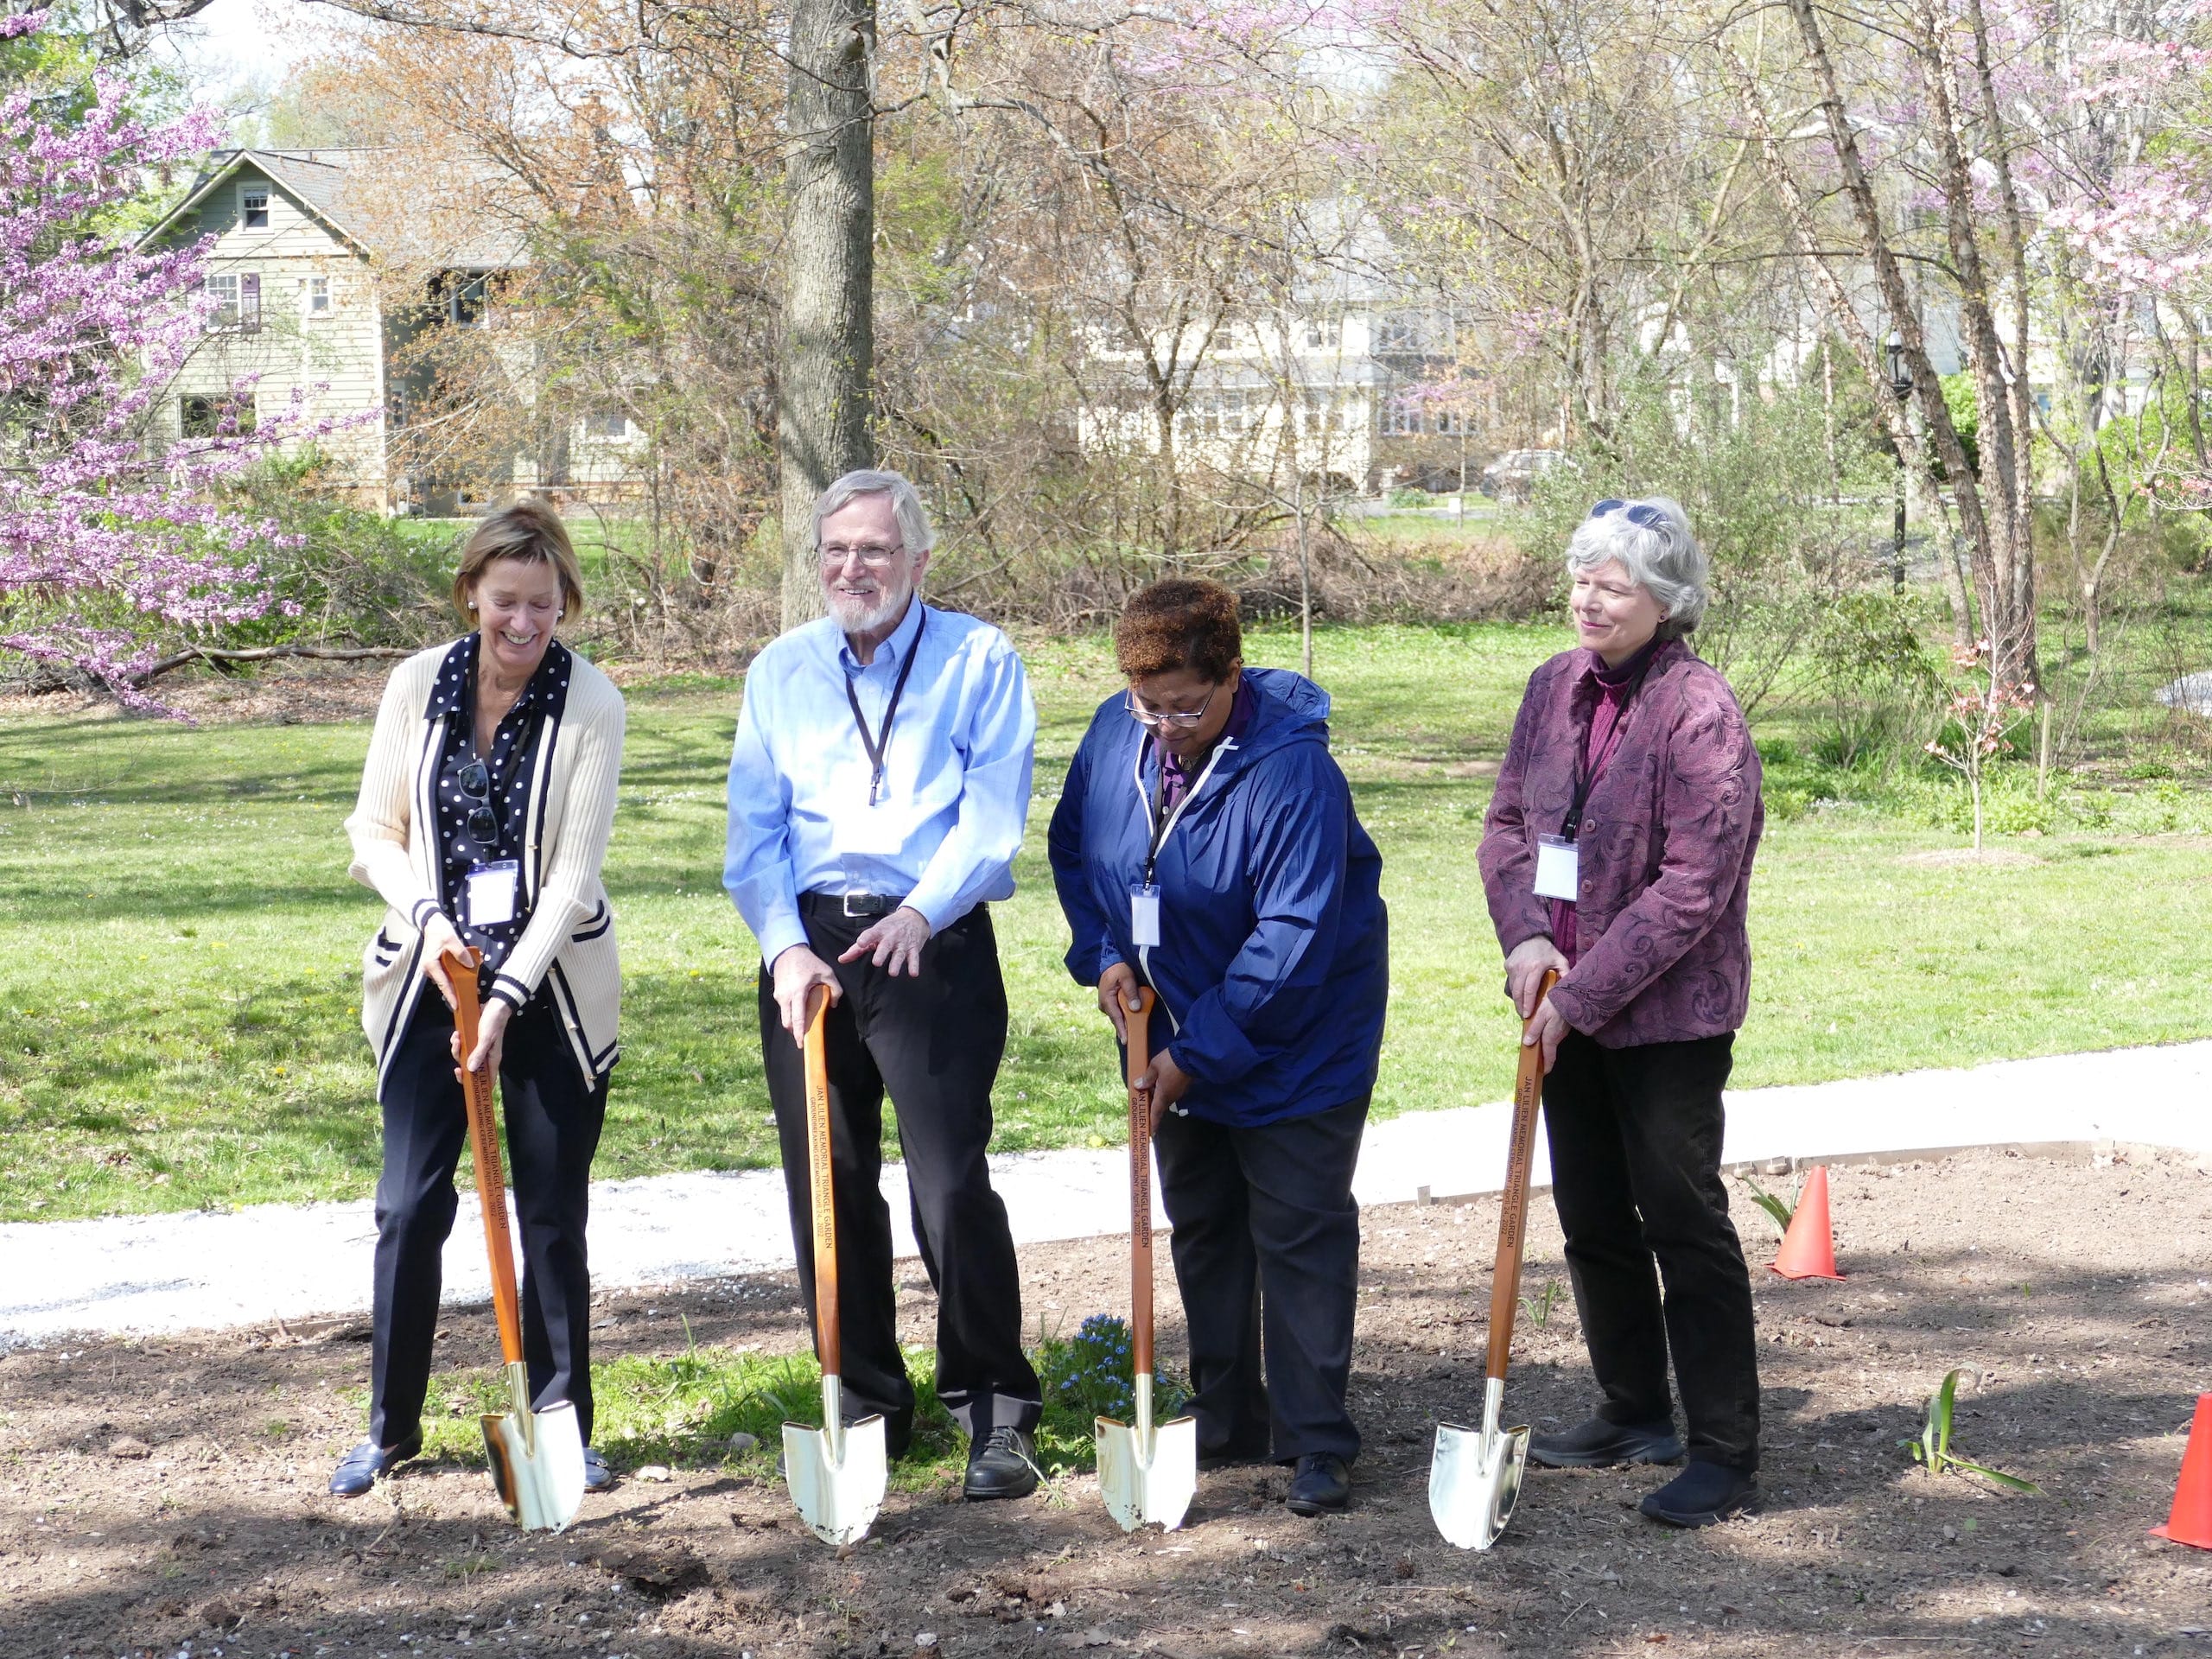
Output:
top-left (811, 468), bottom-right (937, 556)
top-left (1565, 495), bottom-right (1709, 636)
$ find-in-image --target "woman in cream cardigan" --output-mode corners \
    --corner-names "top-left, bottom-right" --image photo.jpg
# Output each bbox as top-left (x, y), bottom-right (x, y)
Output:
top-left (335, 497), bottom-right (626, 1498)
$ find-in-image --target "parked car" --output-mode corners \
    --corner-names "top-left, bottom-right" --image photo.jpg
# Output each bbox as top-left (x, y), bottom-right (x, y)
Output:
top-left (1480, 448), bottom-right (1568, 502)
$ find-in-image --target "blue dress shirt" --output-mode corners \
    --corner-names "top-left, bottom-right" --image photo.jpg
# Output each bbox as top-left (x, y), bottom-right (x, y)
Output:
top-left (723, 598), bottom-right (1037, 967)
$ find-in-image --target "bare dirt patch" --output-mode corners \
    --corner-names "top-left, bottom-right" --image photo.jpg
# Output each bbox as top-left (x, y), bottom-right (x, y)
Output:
top-left (0, 659), bottom-right (396, 728)
top-left (5, 1148), bottom-right (2210, 1658)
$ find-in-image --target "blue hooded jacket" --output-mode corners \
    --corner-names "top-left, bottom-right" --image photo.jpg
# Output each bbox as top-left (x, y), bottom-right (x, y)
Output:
top-left (1047, 667), bottom-right (1389, 1128)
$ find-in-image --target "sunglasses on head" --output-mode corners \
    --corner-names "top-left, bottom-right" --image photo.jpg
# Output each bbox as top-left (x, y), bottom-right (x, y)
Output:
top-left (1589, 499), bottom-right (1669, 531)
top-left (455, 760), bottom-right (500, 845)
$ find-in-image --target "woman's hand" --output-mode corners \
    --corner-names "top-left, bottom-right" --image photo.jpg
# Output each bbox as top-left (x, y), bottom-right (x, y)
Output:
top-left (1097, 962), bottom-right (1144, 1046)
top-left (1522, 998), bottom-right (1570, 1074)
top-left (421, 912), bottom-right (467, 1008)
top-left (1503, 936), bottom-right (1568, 1019)
top-left (451, 995), bottom-right (513, 1082)
top-left (1132, 1048), bottom-right (1192, 1133)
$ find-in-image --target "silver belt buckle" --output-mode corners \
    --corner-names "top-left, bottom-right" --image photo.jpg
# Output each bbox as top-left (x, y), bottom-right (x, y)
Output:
top-left (842, 890), bottom-right (871, 918)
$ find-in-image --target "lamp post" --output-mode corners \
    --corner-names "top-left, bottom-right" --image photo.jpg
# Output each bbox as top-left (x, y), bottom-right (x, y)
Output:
top-left (1885, 330), bottom-right (1912, 594)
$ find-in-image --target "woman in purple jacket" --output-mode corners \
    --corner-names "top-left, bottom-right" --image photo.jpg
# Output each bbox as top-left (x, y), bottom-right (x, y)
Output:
top-left (1478, 496), bottom-right (1764, 1529)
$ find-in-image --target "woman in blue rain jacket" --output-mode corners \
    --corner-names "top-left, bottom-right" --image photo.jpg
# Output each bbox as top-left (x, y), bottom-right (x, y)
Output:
top-left (1048, 577), bottom-right (1388, 1516)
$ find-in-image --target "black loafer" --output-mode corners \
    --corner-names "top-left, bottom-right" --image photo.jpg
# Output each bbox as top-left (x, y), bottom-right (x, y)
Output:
top-left (328, 1434), bottom-right (421, 1497)
top-left (1639, 1460), bottom-right (1759, 1528)
top-left (1285, 1452), bottom-right (1351, 1516)
top-left (963, 1426), bottom-right (1039, 1501)
top-left (582, 1447), bottom-right (613, 1492)
top-left (1528, 1415), bottom-right (1684, 1470)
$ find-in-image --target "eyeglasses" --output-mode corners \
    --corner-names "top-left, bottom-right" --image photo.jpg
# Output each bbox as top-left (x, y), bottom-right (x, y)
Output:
top-left (1589, 499), bottom-right (1669, 531)
top-left (455, 760), bottom-right (499, 844)
top-left (1124, 682), bottom-right (1220, 729)
top-left (819, 542), bottom-right (903, 568)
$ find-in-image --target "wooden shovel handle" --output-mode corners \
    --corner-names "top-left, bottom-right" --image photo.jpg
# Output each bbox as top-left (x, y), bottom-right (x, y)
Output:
top-left (804, 987), bottom-right (841, 1379)
top-left (1124, 987), bottom-right (1157, 1382)
top-left (448, 949), bottom-right (524, 1367)
top-left (1486, 970), bottom-right (1559, 1384)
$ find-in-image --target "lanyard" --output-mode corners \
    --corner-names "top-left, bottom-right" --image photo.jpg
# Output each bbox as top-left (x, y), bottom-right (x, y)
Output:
top-left (1136, 733), bottom-right (1230, 886)
top-left (842, 607), bottom-right (925, 806)
top-left (1561, 658), bottom-right (1653, 842)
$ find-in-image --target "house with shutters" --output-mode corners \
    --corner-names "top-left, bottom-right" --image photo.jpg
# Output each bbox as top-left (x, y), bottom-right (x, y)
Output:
top-left (141, 148), bottom-right (646, 515)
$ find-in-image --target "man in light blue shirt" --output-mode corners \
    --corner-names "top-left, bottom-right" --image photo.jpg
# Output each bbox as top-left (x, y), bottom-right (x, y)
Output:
top-left (724, 468), bottom-right (1043, 1501)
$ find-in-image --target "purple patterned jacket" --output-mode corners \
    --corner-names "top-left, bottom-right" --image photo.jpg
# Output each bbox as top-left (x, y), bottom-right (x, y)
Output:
top-left (1478, 638), bottom-right (1763, 1047)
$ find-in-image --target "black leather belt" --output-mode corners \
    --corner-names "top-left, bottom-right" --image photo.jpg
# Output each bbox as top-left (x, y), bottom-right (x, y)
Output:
top-left (800, 890), bottom-right (909, 920)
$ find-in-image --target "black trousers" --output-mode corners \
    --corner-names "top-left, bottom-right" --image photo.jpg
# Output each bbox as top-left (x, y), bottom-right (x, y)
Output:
top-left (759, 901), bottom-right (1040, 1443)
top-left (370, 990), bottom-right (608, 1447)
top-left (1541, 1030), bottom-right (1760, 1471)
top-left (1152, 1094), bottom-right (1368, 1463)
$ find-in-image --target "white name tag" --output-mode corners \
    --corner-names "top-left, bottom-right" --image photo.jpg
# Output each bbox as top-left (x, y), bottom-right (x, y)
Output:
top-left (828, 764), bottom-right (907, 858)
top-left (466, 859), bottom-right (520, 927)
top-left (1532, 835), bottom-right (1580, 901)
top-left (1130, 884), bottom-right (1161, 948)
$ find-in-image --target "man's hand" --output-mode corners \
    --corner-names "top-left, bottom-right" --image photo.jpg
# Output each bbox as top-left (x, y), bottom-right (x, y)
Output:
top-left (423, 914), bottom-right (467, 1007)
top-left (1097, 962), bottom-right (1144, 1046)
top-left (1132, 1048), bottom-right (1192, 1133)
top-left (771, 943), bottom-right (842, 1046)
top-left (837, 906), bottom-right (931, 978)
top-left (1522, 998), bottom-right (1569, 1074)
top-left (1503, 935), bottom-right (1568, 1019)
top-left (450, 995), bottom-right (512, 1083)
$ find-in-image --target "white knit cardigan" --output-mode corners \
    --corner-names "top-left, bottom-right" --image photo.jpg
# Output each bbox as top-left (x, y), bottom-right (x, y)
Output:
top-left (345, 639), bottom-right (626, 1085)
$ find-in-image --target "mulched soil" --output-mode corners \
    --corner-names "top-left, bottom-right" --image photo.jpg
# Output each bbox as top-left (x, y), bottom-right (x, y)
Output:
top-left (5, 1147), bottom-right (2211, 1659)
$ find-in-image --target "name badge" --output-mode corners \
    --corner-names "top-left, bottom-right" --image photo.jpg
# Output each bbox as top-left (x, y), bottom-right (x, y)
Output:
top-left (829, 764), bottom-right (907, 858)
top-left (1130, 883), bottom-right (1162, 949)
top-left (467, 859), bottom-right (520, 927)
top-left (1532, 834), bottom-right (1580, 901)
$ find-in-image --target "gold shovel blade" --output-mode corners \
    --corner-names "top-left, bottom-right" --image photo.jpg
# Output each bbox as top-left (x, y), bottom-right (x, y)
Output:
top-left (782, 1414), bottom-right (887, 1548)
top-left (480, 1400), bottom-right (586, 1534)
top-left (1095, 1413), bottom-right (1198, 1533)
top-left (1428, 1418), bottom-right (1530, 1551)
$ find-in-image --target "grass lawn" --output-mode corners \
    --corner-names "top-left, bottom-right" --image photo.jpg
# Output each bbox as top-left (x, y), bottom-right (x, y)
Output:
top-left (4, 620), bottom-right (2210, 1224)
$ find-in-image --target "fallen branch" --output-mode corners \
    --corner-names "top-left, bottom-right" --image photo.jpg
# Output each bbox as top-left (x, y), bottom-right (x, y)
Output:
top-left (131, 643), bottom-right (416, 686)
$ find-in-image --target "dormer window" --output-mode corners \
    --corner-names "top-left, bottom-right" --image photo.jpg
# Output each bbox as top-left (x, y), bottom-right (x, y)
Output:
top-left (240, 184), bottom-right (270, 229)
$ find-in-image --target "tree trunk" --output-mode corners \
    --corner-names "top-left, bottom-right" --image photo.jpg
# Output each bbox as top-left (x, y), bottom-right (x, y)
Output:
top-left (778, 0), bottom-right (876, 628)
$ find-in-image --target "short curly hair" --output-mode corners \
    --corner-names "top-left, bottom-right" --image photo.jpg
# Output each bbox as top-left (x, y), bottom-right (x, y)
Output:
top-left (1116, 578), bottom-right (1243, 683)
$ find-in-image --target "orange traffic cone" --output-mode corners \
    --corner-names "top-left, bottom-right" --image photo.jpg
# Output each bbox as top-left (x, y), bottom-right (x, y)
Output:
top-left (1768, 1165), bottom-right (1843, 1281)
top-left (2152, 1395), bottom-right (2212, 1548)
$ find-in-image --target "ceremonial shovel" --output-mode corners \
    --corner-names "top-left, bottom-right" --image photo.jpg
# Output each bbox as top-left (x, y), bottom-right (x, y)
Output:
top-left (1096, 986), bottom-right (1198, 1532)
top-left (1429, 969), bottom-right (1559, 1551)
top-left (782, 988), bottom-right (887, 1547)
top-left (448, 949), bottom-right (587, 1534)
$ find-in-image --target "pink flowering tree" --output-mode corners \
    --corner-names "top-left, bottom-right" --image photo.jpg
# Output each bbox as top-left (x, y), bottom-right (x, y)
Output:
top-left (0, 11), bottom-right (318, 712)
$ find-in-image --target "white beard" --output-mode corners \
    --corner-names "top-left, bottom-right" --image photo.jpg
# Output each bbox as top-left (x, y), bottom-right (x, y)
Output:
top-left (825, 575), bottom-right (915, 636)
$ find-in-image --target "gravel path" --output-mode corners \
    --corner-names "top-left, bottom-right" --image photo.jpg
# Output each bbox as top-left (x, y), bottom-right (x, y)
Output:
top-left (3, 1039), bottom-right (2208, 1350)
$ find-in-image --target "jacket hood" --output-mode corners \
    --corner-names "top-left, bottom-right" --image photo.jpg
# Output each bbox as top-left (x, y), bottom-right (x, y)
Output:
top-left (1218, 666), bottom-right (1331, 769)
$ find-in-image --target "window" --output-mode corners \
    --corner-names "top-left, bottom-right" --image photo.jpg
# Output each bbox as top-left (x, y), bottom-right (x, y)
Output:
top-left (306, 276), bottom-right (331, 315)
top-left (1436, 409), bottom-right (1466, 435)
top-left (1382, 400), bottom-right (1421, 435)
top-left (583, 406), bottom-right (630, 440)
top-left (1219, 390), bottom-right (1246, 435)
top-left (205, 271), bottom-right (261, 332)
top-left (240, 184), bottom-right (270, 229)
top-left (1305, 317), bottom-right (1339, 350)
top-left (181, 393), bottom-right (255, 437)
top-left (1376, 309), bottom-right (1454, 354)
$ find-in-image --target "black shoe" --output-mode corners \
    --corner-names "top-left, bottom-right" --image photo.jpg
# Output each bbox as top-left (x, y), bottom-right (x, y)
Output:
top-left (1639, 1461), bottom-right (1759, 1528)
top-left (963, 1426), bottom-right (1039, 1501)
top-left (1285, 1452), bottom-right (1351, 1516)
top-left (328, 1434), bottom-right (421, 1497)
top-left (582, 1447), bottom-right (613, 1492)
top-left (1528, 1416), bottom-right (1684, 1470)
